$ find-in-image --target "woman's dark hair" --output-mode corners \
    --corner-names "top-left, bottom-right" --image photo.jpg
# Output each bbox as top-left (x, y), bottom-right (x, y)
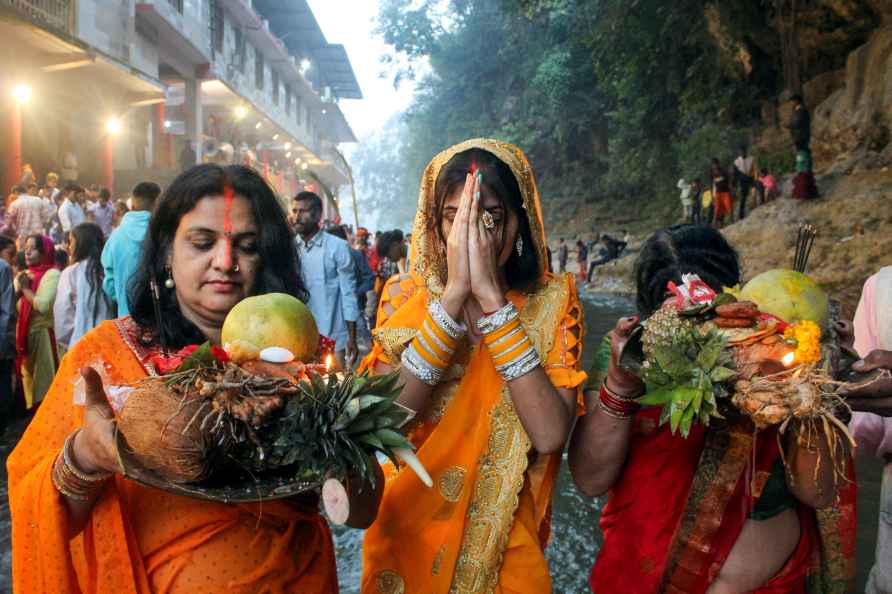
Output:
top-left (433, 148), bottom-right (539, 291)
top-left (634, 225), bottom-right (740, 318)
top-left (71, 222), bottom-right (112, 321)
top-left (54, 249), bottom-right (68, 269)
top-left (376, 229), bottom-right (404, 259)
top-left (0, 234), bottom-right (15, 253)
top-left (129, 164), bottom-right (306, 349)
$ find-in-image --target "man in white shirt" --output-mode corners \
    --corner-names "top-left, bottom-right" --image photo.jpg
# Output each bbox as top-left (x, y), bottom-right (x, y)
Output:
top-left (88, 188), bottom-right (115, 237)
top-left (58, 183), bottom-right (87, 237)
top-left (733, 145), bottom-right (756, 221)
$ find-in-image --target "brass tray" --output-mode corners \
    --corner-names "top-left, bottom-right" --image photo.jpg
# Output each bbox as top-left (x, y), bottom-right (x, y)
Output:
top-left (115, 431), bottom-right (323, 503)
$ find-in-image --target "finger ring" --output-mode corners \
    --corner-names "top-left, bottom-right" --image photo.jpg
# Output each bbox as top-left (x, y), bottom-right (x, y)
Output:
top-left (482, 211), bottom-right (495, 230)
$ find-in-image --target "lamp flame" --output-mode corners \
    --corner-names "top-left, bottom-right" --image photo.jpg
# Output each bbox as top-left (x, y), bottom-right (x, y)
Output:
top-left (782, 352), bottom-right (796, 367)
top-left (325, 353), bottom-right (334, 372)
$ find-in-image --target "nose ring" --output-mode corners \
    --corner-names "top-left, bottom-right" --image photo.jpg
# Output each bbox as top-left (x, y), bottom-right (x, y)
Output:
top-left (233, 263), bottom-right (240, 273)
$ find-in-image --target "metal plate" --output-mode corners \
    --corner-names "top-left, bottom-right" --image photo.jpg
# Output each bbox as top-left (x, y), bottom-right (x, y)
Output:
top-left (115, 431), bottom-right (322, 503)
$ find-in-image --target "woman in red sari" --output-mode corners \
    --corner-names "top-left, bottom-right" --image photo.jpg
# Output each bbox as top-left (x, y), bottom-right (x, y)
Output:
top-left (568, 224), bottom-right (856, 594)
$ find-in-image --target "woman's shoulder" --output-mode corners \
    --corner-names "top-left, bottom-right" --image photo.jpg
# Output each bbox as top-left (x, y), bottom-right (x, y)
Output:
top-left (61, 319), bottom-right (145, 376)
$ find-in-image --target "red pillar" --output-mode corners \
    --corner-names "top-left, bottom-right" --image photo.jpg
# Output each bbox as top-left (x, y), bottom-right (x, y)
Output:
top-left (103, 135), bottom-right (114, 192)
top-left (7, 103), bottom-right (22, 192)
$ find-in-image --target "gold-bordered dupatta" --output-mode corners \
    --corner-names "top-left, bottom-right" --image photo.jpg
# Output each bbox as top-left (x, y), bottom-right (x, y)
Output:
top-left (361, 139), bottom-right (586, 594)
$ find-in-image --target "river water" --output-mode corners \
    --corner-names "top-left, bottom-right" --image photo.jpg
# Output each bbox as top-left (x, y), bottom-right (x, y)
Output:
top-left (0, 292), bottom-right (883, 592)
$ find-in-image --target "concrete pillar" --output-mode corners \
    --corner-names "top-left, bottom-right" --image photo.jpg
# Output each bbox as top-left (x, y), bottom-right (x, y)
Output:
top-left (184, 78), bottom-right (203, 164)
top-left (153, 103), bottom-right (170, 169)
top-left (102, 135), bottom-right (114, 193)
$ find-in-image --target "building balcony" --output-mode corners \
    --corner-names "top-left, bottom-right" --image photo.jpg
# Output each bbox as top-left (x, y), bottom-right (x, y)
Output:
top-left (0, 0), bottom-right (76, 35)
top-left (135, 0), bottom-right (212, 66)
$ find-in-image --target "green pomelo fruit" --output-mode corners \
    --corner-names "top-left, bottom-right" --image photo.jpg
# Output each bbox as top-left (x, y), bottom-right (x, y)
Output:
top-left (222, 293), bottom-right (319, 362)
top-left (739, 269), bottom-right (829, 327)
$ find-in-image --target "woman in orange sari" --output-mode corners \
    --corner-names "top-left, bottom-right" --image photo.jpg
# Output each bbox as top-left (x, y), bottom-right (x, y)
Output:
top-left (8, 164), bottom-right (377, 594)
top-left (361, 139), bottom-right (586, 593)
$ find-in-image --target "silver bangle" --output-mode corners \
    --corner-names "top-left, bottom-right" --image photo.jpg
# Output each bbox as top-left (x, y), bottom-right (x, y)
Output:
top-left (477, 302), bottom-right (519, 335)
top-left (429, 300), bottom-right (466, 340)
top-left (401, 343), bottom-right (442, 386)
top-left (496, 347), bottom-right (540, 382)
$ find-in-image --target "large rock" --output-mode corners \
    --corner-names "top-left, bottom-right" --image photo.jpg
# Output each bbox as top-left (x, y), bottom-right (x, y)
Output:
top-left (813, 25), bottom-right (892, 157)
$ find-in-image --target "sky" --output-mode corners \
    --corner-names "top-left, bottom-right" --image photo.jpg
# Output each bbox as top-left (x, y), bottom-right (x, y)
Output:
top-left (306, 0), bottom-right (415, 142)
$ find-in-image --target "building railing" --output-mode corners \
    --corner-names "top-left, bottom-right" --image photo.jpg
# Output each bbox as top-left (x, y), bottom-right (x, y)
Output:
top-left (1, 0), bottom-right (75, 34)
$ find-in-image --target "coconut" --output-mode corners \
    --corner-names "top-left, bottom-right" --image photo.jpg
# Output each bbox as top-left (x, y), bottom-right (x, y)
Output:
top-left (117, 378), bottom-right (216, 484)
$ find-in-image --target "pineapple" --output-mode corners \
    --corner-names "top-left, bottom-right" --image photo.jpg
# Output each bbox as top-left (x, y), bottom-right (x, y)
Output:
top-left (639, 304), bottom-right (737, 437)
top-left (229, 371), bottom-right (415, 487)
top-left (642, 305), bottom-right (695, 358)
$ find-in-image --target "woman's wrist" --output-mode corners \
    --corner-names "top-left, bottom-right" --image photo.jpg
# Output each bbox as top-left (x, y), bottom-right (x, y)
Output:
top-left (476, 291), bottom-right (507, 314)
top-left (604, 373), bottom-right (644, 399)
top-left (440, 285), bottom-right (467, 320)
top-left (71, 430), bottom-right (110, 475)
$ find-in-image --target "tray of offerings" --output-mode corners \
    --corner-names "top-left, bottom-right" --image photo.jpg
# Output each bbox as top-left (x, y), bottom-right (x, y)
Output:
top-left (110, 293), bottom-right (428, 504)
top-left (115, 430), bottom-right (323, 503)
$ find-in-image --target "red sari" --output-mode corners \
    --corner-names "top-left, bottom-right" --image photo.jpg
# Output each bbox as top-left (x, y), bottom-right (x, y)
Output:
top-left (590, 407), bottom-right (856, 594)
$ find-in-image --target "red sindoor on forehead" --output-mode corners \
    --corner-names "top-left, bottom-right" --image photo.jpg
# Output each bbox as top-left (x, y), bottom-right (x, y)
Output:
top-left (222, 185), bottom-right (234, 235)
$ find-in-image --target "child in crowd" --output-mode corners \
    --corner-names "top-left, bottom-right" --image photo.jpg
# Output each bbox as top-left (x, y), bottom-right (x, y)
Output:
top-left (759, 167), bottom-right (778, 202)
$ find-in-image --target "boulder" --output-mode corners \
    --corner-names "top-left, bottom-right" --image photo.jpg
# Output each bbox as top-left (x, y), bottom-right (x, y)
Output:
top-left (813, 25), bottom-right (892, 155)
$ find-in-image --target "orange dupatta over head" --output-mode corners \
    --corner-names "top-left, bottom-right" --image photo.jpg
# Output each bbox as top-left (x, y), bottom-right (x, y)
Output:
top-left (361, 139), bottom-right (586, 594)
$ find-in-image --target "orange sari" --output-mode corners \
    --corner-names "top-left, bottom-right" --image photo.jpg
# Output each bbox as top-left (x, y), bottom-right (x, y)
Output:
top-left (7, 319), bottom-right (338, 594)
top-left (360, 139), bottom-right (587, 594)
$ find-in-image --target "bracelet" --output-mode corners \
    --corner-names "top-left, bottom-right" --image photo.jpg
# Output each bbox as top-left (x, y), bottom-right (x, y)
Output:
top-left (479, 302), bottom-right (540, 382)
top-left (51, 431), bottom-right (111, 500)
top-left (597, 383), bottom-right (640, 419)
top-left (401, 300), bottom-right (466, 386)
top-left (476, 302), bottom-right (517, 335)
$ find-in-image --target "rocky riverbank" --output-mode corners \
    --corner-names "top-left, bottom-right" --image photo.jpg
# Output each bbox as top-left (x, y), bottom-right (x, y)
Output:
top-left (566, 165), bottom-right (892, 317)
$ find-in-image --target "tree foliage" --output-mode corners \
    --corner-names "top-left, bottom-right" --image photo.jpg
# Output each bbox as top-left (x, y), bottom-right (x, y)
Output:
top-left (368, 0), bottom-right (787, 232)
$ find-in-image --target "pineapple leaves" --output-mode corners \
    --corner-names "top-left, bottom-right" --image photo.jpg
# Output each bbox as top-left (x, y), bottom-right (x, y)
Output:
top-left (641, 309), bottom-right (736, 438)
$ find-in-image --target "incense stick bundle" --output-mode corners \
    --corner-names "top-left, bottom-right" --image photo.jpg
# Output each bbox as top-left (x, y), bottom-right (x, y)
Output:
top-left (793, 225), bottom-right (817, 273)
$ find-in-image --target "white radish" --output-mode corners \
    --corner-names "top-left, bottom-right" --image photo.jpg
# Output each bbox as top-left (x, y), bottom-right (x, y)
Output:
top-left (259, 346), bottom-right (295, 363)
top-left (321, 478), bottom-right (350, 525)
top-left (394, 447), bottom-right (433, 488)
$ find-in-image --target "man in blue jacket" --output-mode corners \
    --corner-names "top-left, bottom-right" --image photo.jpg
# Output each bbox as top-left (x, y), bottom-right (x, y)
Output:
top-left (101, 182), bottom-right (161, 317)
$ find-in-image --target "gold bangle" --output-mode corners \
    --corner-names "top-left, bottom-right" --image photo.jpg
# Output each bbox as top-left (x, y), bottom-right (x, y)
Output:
top-left (52, 454), bottom-right (100, 500)
top-left (63, 430), bottom-right (112, 483)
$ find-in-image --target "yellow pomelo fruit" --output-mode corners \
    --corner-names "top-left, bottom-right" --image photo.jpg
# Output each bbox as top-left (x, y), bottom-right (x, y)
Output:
top-left (222, 293), bottom-right (319, 362)
top-left (739, 269), bottom-right (829, 327)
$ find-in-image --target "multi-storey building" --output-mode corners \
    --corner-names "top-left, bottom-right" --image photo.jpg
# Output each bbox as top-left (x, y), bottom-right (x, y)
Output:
top-left (0, 0), bottom-right (360, 213)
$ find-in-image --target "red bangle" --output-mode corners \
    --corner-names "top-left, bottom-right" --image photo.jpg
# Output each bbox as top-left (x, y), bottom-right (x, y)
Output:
top-left (598, 383), bottom-right (640, 419)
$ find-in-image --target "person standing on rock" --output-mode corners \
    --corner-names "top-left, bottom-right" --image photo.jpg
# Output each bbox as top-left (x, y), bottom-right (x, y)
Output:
top-left (788, 94), bottom-right (811, 155)
top-left (557, 237), bottom-right (569, 273)
top-left (733, 145), bottom-right (757, 221)
top-left (710, 158), bottom-right (733, 227)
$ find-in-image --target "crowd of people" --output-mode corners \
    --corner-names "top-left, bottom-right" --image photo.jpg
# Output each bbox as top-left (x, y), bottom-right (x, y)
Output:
top-left (678, 94), bottom-right (819, 229)
top-left (3, 136), bottom-right (890, 594)
top-left (0, 167), bottom-right (161, 428)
